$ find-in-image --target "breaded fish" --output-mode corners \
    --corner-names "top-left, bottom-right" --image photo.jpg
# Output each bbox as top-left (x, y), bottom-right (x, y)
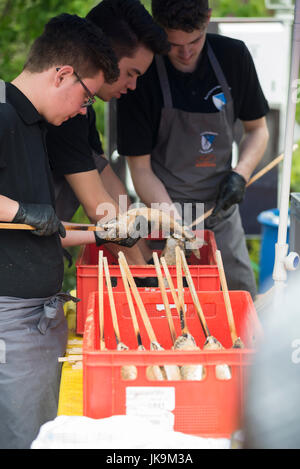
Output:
top-left (173, 333), bottom-right (204, 381)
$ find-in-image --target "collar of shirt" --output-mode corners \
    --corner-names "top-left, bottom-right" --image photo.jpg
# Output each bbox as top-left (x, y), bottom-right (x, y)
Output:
top-left (5, 82), bottom-right (45, 126)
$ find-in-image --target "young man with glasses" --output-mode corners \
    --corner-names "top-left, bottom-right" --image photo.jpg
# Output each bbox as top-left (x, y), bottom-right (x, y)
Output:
top-left (46, 0), bottom-right (170, 266)
top-left (0, 13), bottom-right (119, 449)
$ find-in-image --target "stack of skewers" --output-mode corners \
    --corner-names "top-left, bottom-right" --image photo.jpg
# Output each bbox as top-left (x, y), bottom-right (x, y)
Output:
top-left (94, 245), bottom-right (245, 381)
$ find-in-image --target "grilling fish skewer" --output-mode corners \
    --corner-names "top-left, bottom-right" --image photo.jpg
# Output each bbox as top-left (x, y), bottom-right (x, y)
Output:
top-left (118, 253), bottom-right (164, 381)
top-left (178, 247), bottom-right (232, 380)
top-left (103, 257), bottom-right (137, 380)
top-left (118, 252), bottom-right (180, 381)
top-left (153, 252), bottom-right (181, 380)
top-left (215, 250), bottom-right (244, 349)
top-left (119, 260), bottom-right (144, 350)
top-left (98, 251), bottom-right (105, 351)
top-left (160, 256), bottom-right (203, 380)
top-left (153, 252), bottom-right (177, 344)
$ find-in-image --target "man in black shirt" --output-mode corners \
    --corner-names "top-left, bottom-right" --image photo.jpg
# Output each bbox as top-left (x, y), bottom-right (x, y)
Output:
top-left (47, 0), bottom-right (170, 265)
top-left (117, 0), bottom-right (270, 299)
top-left (0, 13), bottom-right (119, 449)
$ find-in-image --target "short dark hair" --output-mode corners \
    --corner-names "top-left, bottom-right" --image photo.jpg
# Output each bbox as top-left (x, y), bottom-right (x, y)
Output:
top-left (86, 0), bottom-right (170, 60)
top-left (151, 0), bottom-right (210, 32)
top-left (24, 13), bottom-right (119, 84)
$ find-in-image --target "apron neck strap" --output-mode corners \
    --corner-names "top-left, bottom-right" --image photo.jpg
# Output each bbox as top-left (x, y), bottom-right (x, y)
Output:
top-left (206, 42), bottom-right (232, 104)
top-left (155, 56), bottom-right (173, 109)
top-left (0, 80), bottom-right (6, 104)
top-left (155, 40), bottom-right (233, 109)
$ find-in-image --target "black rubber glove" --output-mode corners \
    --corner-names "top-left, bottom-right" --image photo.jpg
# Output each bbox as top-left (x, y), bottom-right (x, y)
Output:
top-left (94, 233), bottom-right (140, 247)
top-left (212, 171), bottom-right (247, 217)
top-left (12, 202), bottom-right (66, 237)
top-left (94, 217), bottom-right (140, 247)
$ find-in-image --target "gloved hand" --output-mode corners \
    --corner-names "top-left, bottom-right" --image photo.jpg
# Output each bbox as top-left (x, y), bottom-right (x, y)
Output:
top-left (94, 217), bottom-right (140, 247)
top-left (212, 171), bottom-right (247, 217)
top-left (12, 202), bottom-right (66, 237)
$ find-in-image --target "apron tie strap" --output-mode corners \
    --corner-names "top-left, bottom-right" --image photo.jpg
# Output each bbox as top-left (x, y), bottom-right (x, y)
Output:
top-left (38, 293), bottom-right (80, 335)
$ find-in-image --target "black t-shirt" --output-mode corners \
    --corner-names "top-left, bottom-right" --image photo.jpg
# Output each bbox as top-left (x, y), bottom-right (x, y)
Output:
top-left (117, 33), bottom-right (269, 156)
top-left (47, 107), bottom-right (103, 176)
top-left (0, 83), bottom-right (64, 298)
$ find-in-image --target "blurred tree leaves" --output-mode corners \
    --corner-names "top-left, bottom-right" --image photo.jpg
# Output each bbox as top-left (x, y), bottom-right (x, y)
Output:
top-left (0, 0), bottom-right (97, 80)
top-left (210, 0), bottom-right (271, 17)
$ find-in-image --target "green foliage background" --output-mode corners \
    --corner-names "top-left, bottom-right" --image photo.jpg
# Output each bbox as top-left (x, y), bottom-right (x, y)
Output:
top-left (0, 0), bottom-right (299, 291)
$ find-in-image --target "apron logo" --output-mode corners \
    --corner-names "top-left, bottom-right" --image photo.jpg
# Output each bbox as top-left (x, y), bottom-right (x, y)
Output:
top-left (199, 132), bottom-right (218, 154)
top-left (195, 154), bottom-right (216, 168)
top-left (212, 92), bottom-right (226, 111)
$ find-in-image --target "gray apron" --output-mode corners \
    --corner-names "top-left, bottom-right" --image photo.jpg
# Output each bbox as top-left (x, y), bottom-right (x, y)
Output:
top-left (0, 293), bottom-right (78, 449)
top-left (151, 44), bottom-right (257, 298)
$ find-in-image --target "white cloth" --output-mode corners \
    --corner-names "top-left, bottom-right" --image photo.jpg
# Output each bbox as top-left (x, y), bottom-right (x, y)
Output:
top-left (31, 415), bottom-right (230, 450)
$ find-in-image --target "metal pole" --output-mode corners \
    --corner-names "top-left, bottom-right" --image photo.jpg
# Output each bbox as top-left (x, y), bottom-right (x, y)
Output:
top-left (272, 0), bottom-right (300, 297)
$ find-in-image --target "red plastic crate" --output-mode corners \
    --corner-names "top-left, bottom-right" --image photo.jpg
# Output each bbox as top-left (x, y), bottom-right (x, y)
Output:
top-left (83, 289), bottom-right (262, 438)
top-left (76, 230), bottom-right (219, 335)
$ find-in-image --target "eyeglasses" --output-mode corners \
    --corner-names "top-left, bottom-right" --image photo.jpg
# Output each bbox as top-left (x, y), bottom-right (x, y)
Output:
top-left (56, 67), bottom-right (96, 108)
top-left (73, 71), bottom-right (96, 108)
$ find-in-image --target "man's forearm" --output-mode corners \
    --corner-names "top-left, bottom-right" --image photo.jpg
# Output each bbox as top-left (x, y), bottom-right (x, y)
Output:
top-left (234, 119), bottom-right (269, 182)
top-left (65, 170), bottom-right (121, 224)
top-left (129, 165), bottom-right (182, 219)
top-left (0, 195), bottom-right (19, 221)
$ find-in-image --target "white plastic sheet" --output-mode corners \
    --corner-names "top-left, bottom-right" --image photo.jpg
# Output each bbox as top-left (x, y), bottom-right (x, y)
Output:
top-left (31, 415), bottom-right (230, 450)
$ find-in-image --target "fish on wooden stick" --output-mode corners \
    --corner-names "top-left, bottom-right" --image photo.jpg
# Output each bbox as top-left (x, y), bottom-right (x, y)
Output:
top-left (152, 252), bottom-right (177, 344)
top-left (152, 252), bottom-right (181, 380)
top-left (178, 247), bottom-right (232, 380)
top-left (98, 207), bottom-right (205, 260)
top-left (103, 257), bottom-right (137, 380)
top-left (215, 250), bottom-right (244, 349)
top-left (118, 252), bottom-right (180, 381)
top-left (118, 253), bottom-right (164, 381)
top-left (159, 255), bottom-right (203, 380)
top-left (161, 235), bottom-right (186, 266)
top-left (119, 258), bottom-right (160, 380)
top-left (98, 251), bottom-right (105, 351)
top-left (119, 261), bottom-right (145, 352)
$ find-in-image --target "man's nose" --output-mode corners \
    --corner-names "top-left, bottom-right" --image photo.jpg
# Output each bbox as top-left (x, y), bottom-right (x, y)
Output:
top-left (127, 76), bottom-right (137, 91)
top-left (79, 106), bottom-right (88, 116)
top-left (179, 45), bottom-right (192, 59)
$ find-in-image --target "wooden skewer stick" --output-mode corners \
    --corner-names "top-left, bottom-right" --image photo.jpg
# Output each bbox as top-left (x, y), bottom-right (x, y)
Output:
top-left (104, 256), bottom-right (138, 381)
top-left (177, 247), bottom-right (211, 338)
top-left (190, 144), bottom-right (299, 228)
top-left (58, 355), bottom-right (83, 362)
top-left (0, 223), bottom-right (107, 231)
top-left (161, 256), bottom-right (204, 381)
top-left (178, 248), bottom-right (232, 379)
top-left (103, 257), bottom-right (122, 346)
top-left (119, 259), bottom-right (143, 348)
top-left (160, 256), bottom-right (182, 317)
top-left (119, 252), bottom-right (172, 381)
top-left (118, 252), bottom-right (157, 344)
top-left (153, 252), bottom-right (177, 344)
top-left (215, 250), bottom-right (244, 349)
top-left (98, 251), bottom-right (105, 351)
top-left (175, 246), bottom-right (189, 335)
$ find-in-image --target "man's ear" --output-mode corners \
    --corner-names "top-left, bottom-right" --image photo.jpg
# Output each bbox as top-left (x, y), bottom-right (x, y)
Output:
top-left (54, 65), bottom-right (74, 87)
top-left (206, 8), bottom-right (212, 25)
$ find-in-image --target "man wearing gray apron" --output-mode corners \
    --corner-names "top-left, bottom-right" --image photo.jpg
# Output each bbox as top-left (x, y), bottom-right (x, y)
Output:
top-left (117, 0), bottom-right (270, 299)
top-left (0, 13), bottom-right (117, 448)
top-left (0, 82), bottom-right (73, 450)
